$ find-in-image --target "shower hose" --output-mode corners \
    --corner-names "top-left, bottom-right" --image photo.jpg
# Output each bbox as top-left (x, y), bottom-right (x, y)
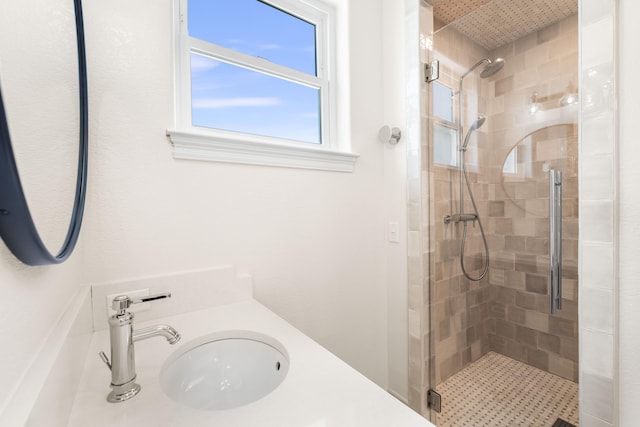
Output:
top-left (459, 152), bottom-right (490, 281)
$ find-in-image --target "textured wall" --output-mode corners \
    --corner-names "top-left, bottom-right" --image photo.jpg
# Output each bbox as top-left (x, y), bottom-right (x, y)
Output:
top-left (429, 22), bottom-right (493, 386)
top-left (486, 14), bottom-right (579, 382)
top-left (0, 0), bottom-right (85, 412)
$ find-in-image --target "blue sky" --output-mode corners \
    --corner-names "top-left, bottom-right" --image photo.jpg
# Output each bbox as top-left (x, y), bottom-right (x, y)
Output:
top-left (188, 0), bottom-right (321, 144)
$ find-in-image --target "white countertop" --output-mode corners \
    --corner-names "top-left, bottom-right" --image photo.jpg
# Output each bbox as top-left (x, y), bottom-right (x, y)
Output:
top-left (68, 299), bottom-right (434, 427)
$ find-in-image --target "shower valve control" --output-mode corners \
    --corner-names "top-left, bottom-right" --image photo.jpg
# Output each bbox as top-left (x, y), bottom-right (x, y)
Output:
top-left (444, 213), bottom-right (478, 225)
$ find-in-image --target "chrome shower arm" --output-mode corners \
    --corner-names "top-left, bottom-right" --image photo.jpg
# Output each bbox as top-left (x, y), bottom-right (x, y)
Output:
top-left (460, 58), bottom-right (491, 82)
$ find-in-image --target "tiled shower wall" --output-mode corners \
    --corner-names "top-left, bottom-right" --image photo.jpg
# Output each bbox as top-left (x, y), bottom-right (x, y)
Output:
top-left (579, 1), bottom-right (616, 425)
top-left (425, 14), bottom-right (579, 387)
top-left (486, 14), bottom-right (580, 382)
top-left (406, 0), bottom-right (430, 416)
top-left (429, 24), bottom-right (493, 386)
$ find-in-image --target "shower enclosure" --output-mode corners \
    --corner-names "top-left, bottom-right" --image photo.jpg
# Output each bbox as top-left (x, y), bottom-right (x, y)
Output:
top-left (408, 1), bottom-right (580, 425)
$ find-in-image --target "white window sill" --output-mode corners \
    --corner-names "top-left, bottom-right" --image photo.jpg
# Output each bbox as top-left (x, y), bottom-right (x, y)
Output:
top-left (166, 128), bottom-right (359, 172)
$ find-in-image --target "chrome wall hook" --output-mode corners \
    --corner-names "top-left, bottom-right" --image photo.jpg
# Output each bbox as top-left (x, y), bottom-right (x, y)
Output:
top-left (379, 125), bottom-right (402, 145)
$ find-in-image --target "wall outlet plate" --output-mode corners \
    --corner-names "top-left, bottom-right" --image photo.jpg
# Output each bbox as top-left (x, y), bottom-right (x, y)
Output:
top-left (106, 288), bottom-right (150, 317)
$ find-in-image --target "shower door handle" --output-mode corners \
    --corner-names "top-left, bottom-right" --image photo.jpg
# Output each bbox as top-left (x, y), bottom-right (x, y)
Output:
top-left (549, 170), bottom-right (563, 314)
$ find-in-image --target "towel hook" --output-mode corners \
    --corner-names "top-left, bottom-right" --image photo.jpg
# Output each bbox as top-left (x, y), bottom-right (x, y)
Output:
top-left (379, 125), bottom-right (402, 145)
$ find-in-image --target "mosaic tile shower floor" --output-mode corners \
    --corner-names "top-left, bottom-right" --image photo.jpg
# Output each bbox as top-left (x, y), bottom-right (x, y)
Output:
top-left (434, 352), bottom-right (579, 427)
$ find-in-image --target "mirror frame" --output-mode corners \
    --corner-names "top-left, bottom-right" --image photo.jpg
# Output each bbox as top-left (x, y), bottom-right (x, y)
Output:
top-left (500, 123), bottom-right (577, 216)
top-left (0, 0), bottom-right (88, 266)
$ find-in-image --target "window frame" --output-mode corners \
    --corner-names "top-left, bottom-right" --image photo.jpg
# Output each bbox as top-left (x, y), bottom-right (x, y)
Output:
top-left (167, 0), bottom-right (358, 172)
top-left (432, 121), bottom-right (459, 168)
top-left (431, 81), bottom-right (459, 168)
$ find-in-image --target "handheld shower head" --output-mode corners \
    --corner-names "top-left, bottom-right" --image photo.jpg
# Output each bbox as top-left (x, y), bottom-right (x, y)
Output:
top-left (462, 116), bottom-right (486, 150)
top-left (469, 116), bottom-right (486, 132)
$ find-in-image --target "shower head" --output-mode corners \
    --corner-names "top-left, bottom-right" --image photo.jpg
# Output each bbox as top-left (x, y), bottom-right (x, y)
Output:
top-left (480, 58), bottom-right (505, 78)
top-left (462, 116), bottom-right (486, 150)
top-left (469, 116), bottom-right (486, 132)
top-left (461, 58), bottom-right (505, 80)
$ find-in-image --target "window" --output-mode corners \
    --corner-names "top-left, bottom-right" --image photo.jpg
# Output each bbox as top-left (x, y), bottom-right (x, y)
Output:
top-left (432, 81), bottom-right (458, 167)
top-left (167, 0), bottom-right (358, 172)
top-left (432, 81), bottom-right (454, 122)
top-left (433, 123), bottom-right (458, 167)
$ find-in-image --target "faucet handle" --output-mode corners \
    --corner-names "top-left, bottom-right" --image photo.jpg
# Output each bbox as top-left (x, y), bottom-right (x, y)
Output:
top-left (132, 292), bottom-right (171, 304)
top-left (112, 292), bottom-right (172, 314)
top-left (98, 351), bottom-right (112, 371)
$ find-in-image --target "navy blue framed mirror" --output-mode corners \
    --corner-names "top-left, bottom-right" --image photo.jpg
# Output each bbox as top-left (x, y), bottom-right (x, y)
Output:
top-left (0, 0), bottom-right (88, 265)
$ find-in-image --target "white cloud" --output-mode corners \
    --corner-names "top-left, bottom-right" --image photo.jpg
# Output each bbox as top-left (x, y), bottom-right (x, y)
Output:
top-left (192, 97), bottom-right (282, 109)
top-left (190, 55), bottom-right (220, 73)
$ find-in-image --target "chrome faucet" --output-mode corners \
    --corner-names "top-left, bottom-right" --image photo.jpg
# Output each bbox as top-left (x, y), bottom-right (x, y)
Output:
top-left (99, 292), bottom-right (181, 403)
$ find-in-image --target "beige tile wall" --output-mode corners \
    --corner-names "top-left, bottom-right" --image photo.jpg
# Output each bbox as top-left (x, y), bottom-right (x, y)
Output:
top-left (430, 23), bottom-right (493, 386)
top-left (425, 14), bottom-right (579, 388)
top-left (486, 14), bottom-right (579, 382)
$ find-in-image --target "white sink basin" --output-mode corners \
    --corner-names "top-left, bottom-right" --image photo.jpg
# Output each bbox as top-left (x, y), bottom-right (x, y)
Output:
top-left (160, 330), bottom-right (289, 410)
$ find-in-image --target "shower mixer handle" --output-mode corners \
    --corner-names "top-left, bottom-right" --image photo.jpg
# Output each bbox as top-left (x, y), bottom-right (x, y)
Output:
top-left (444, 213), bottom-right (478, 224)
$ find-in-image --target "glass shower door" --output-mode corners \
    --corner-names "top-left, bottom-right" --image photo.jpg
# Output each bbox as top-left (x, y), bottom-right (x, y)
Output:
top-left (425, 15), bottom-right (579, 426)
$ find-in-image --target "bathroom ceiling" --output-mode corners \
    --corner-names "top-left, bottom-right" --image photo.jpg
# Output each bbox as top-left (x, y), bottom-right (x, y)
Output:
top-left (426, 0), bottom-right (578, 50)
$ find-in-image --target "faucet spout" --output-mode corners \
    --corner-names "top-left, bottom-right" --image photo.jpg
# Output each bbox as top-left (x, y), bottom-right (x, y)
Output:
top-left (101, 292), bottom-right (179, 403)
top-left (133, 324), bottom-right (181, 345)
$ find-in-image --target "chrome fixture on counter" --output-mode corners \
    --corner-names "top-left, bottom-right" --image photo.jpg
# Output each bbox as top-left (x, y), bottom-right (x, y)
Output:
top-left (99, 292), bottom-right (181, 403)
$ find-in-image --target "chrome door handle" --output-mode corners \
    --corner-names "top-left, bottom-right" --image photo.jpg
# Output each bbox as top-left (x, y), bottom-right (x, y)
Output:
top-left (549, 170), bottom-right (563, 314)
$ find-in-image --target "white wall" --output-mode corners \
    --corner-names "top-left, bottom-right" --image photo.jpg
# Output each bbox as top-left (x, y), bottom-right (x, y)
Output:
top-left (618, 0), bottom-right (640, 424)
top-left (0, 0), bottom-right (86, 413)
top-left (80, 0), bottom-right (395, 390)
top-left (382, 0), bottom-right (410, 400)
top-left (0, 0), bottom-right (412, 417)
top-left (0, 251), bottom-right (84, 413)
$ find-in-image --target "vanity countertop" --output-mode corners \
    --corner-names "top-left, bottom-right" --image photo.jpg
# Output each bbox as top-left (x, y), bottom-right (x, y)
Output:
top-left (68, 299), bottom-right (434, 427)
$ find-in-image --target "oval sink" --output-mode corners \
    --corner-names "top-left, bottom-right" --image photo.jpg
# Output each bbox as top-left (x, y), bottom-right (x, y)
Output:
top-left (160, 330), bottom-right (289, 411)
